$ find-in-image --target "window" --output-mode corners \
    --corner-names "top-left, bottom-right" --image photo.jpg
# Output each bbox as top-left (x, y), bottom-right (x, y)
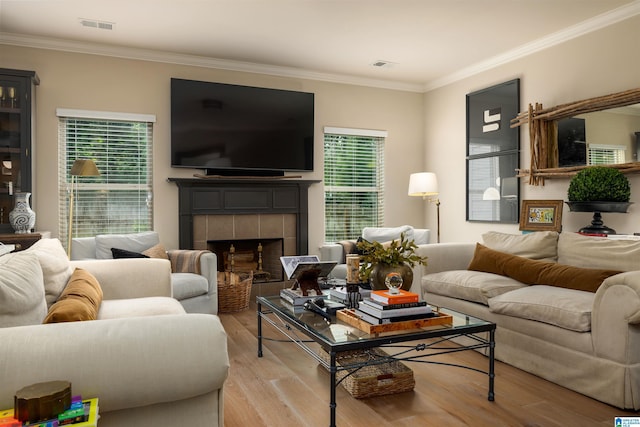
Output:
top-left (588, 144), bottom-right (626, 165)
top-left (323, 127), bottom-right (386, 242)
top-left (57, 109), bottom-right (155, 249)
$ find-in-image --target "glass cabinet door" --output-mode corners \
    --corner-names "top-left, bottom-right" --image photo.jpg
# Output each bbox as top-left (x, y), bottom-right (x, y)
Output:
top-left (0, 69), bottom-right (38, 232)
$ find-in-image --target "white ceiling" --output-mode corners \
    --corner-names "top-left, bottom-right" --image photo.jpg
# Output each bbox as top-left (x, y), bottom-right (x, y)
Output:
top-left (1, 0), bottom-right (639, 92)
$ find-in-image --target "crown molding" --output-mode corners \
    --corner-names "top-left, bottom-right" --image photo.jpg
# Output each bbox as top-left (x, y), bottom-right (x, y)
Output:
top-left (0, 32), bottom-right (424, 93)
top-left (423, 0), bottom-right (640, 92)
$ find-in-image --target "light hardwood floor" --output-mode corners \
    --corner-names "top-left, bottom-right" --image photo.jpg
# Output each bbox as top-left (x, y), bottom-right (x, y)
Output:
top-left (219, 302), bottom-right (639, 426)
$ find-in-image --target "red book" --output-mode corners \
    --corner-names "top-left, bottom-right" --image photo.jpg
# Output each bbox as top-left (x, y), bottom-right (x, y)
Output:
top-left (370, 289), bottom-right (419, 304)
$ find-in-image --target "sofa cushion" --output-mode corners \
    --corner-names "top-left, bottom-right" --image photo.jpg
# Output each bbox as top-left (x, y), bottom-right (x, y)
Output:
top-left (44, 268), bottom-right (104, 323)
top-left (422, 270), bottom-right (527, 305)
top-left (482, 230), bottom-right (559, 261)
top-left (70, 236), bottom-right (97, 260)
top-left (23, 238), bottom-right (74, 307)
top-left (171, 273), bottom-right (209, 300)
top-left (95, 231), bottom-right (160, 259)
top-left (0, 251), bottom-right (47, 327)
top-left (98, 296), bottom-right (186, 319)
top-left (558, 232), bottom-right (640, 272)
top-left (468, 243), bottom-right (621, 292)
top-left (362, 225), bottom-right (414, 244)
top-left (488, 285), bottom-right (594, 332)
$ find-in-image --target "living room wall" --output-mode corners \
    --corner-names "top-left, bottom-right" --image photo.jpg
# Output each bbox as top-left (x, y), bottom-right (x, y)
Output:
top-left (0, 44), bottom-right (424, 254)
top-left (422, 15), bottom-right (640, 243)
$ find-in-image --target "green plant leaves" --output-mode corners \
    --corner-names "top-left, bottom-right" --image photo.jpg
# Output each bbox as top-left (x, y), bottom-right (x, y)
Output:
top-left (567, 166), bottom-right (630, 202)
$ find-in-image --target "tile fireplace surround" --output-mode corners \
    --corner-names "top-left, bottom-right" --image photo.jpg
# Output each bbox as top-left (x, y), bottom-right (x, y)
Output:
top-left (168, 178), bottom-right (320, 258)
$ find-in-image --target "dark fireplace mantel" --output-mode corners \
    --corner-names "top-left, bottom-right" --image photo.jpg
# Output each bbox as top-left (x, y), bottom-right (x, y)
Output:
top-left (168, 177), bottom-right (320, 254)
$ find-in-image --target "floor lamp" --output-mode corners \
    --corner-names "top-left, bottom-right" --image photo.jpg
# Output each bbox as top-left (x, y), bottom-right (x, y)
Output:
top-left (67, 159), bottom-right (100, 258)
top-left (408, 172), bottom-right (441, 243)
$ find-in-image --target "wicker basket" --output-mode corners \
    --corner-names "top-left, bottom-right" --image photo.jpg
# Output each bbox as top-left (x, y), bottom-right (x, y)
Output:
top-left (217, 271), bottom-right (253, 313)
top-left (318, 348), bottom-right (415, 398)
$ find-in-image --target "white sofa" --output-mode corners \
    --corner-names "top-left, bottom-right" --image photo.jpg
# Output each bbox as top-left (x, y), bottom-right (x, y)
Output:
top-left (0, 238), bottom-right (229, 426)
top-left (320, 225), bottom-right (430, 280)
top-left (410, 231), bottom-right (640, 410)
top-left (71, 231), bottom-right (218, 314)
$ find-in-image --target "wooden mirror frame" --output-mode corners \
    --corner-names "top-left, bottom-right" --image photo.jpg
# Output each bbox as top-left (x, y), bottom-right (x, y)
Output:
top-left (510, 87), bottom-right (640, 185)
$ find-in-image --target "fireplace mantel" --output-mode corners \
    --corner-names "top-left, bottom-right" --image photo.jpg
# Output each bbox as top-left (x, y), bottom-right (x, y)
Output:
top-left (168, 177), bottom-right (320, 254)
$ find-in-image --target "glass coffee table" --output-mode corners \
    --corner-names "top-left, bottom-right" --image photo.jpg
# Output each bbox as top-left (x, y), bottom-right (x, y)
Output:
top-left (257, 295), bottom-right (496, 427)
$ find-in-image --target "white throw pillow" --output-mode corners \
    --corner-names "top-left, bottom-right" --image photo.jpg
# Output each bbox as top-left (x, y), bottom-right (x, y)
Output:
top-left (362, 225), bottom-right (414, 243)
top-left (0, 251), bottom-right (47, 327)
top-left (558, 232), bottom-right (640, 272)
top-left (482, 231), bottom-right (559, 261)
top-left (95, 231), bottom-right (160, 259)
top-left (23, 238), bottom-right (74, 307)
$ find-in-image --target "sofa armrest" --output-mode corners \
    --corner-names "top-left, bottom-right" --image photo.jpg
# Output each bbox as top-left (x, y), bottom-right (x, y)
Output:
top-left (0, 314), bottom-right (229, 413)
top-left (70, 258), bottom-right (172, 300)
top-left (592, 272), bottom-right (640, 363)
top-left (167, 250), bottom-right (218, 294)
top-left (319, 243), bottom-right (344, 263)
top-left (409, 243), bottom-right (476, 294)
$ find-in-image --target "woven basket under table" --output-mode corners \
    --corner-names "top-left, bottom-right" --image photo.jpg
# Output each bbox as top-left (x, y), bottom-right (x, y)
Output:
top-left (318, 347), bottom-right (415, 398)
top-left (217, 271), bottom-right (253, 313)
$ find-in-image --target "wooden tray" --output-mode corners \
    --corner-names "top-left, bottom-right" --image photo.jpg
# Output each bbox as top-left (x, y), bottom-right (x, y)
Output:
top-left (337, 309), bottom-right (453, 334)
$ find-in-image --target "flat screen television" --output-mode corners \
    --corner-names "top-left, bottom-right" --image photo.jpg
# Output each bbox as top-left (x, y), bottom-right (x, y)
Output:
top-left (171, 78), bottom-right (314, 176)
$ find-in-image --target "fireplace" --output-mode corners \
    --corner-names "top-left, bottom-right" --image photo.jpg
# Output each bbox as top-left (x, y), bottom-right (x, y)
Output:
top-left (208, 238), bottom-right (284, 282)
top-left (169, 178), bottom-right (320, 277)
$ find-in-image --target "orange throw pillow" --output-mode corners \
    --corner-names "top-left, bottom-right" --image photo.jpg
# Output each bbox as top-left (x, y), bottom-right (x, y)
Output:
top-left (44, 268), bottom-right (103, 323)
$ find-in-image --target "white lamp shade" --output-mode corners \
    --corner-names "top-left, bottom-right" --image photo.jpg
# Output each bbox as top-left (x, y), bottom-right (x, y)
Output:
top-left (482, 187), bottom-right (501, 200)
top-left (408, 172), bottom-right (438, 197)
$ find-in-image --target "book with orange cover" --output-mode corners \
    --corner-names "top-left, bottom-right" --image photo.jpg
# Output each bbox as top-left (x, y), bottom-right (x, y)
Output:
top-left (370, 289), bottom-right (419, 304)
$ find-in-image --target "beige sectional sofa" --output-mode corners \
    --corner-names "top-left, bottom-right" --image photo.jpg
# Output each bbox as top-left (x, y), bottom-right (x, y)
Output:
top-left (1, 238), bottom-right (229, 426)
top-left (410, 231), bottom-right (640, 410)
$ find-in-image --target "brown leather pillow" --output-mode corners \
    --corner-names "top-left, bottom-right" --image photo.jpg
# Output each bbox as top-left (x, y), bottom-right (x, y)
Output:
top-left (467, 243), bottom-right (621, 293)
top-left (44, 268), bottom-right (103, 323)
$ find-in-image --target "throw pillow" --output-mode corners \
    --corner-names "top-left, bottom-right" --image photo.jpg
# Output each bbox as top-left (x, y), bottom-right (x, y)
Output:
top-left (44, 268), bottom-right (104, 323)
top-left (142, 243), bottom-right (169, 260)
top-left (468, 243), bottom-right (622, 292)
top-left (95, 231), bottom-right (160, 259)
top-left (0, 251), bottom-right (47, 327)
top-left (23, 238), bottom-right (74, 307)
top-left (482, 230), bottom-right (559, 262)
top-left (558, 232), bottom-right (640, 272)
top-left (111, 247), bottom-right (150, 259)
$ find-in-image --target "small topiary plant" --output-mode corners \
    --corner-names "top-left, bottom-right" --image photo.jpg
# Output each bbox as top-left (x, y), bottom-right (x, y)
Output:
top-left (567, 166), bottom-right (630, 202)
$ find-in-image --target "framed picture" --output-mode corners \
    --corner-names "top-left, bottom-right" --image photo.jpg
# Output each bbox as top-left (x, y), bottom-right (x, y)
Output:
top-left (519, 200), bottom-right (563, 232)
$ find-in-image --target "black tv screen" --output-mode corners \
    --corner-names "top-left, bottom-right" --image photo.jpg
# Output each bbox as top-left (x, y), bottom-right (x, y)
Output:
top-left (171, 78), bottom-right (314, 176)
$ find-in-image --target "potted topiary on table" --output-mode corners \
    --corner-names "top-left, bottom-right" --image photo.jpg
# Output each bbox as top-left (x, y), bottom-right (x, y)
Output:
top-left (566, 166), bottom-right (632, 234)
top-left (356, 232), bottom-right (428, 291)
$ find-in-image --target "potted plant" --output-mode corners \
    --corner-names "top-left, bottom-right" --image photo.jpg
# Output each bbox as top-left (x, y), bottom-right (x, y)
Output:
top-left (566, 166), bottom-right (632, 234)
top-left (356, 232), bottom-right (428, 291)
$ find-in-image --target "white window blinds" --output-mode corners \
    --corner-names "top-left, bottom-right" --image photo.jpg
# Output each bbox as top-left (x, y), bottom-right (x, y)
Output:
top-left (57, 109), bottom-right (155, 249)
top-left (588, 144), bottom-right (626, 165)
top-left (323, 127), bottom-right (386, 242)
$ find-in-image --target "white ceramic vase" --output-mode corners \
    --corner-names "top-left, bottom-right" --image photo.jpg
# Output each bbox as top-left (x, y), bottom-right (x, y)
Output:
top-left (9, 192), bottom-right (36, 234)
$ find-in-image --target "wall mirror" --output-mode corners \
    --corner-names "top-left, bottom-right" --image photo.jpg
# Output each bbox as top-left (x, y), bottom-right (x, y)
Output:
top-left (466, 79), bottom-right (520, 223)
top-left (511, 88), bottom-right (640, 185)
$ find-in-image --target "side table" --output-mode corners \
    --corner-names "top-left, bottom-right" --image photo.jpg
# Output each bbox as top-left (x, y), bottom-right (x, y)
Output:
top-left (0, 231), bottom-right (51, 252)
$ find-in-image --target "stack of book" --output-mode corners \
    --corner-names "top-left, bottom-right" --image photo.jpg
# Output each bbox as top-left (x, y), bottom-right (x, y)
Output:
top-left (279, 288), bottom-right (328, 306)
top-left (328, 286), bottom-right (371, 305)
top-left (355, 289), bottom-right (434, 325)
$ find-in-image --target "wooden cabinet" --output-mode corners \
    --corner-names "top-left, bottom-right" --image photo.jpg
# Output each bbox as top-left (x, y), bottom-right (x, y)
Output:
top-left (0, 231), bottom-right (50, 251)
top-left (0, 68), bottom-right (39, 233)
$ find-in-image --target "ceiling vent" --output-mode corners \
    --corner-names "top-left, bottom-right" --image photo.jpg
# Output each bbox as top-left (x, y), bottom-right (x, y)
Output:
top-left (371, 60), bottom-right (396, 69)
top-left (80, 19), bottom-right (114, 30)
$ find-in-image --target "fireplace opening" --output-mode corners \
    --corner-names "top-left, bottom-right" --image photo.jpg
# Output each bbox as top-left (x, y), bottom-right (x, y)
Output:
top-left (208, 238), bottom-right (284, 282)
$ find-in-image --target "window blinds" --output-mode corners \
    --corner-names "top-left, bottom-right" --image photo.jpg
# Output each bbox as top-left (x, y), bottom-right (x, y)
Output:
top-left (323, 127), bottom-right (385, 242)
top-left (57, 110), bottom-right (154, 247)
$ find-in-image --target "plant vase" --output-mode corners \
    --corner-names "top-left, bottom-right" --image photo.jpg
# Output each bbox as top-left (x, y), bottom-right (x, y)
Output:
top-left (565, 201), bottom-right (632, 235)
top-left (9, 192), bottom-right (36, 234)
top-left (369, 263), bottom-right (413, 291)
